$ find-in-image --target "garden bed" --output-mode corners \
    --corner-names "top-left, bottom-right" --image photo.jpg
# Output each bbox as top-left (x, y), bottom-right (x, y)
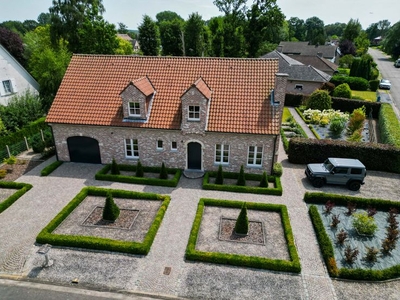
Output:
top-left (0, 181), bottom-right (33, 214)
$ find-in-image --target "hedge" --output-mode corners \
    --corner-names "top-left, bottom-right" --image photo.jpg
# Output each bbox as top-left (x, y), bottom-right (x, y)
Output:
top-left (378, 103), bottom-right (400, 148)
top-left (185, 198), bottom-right (301, 273)
top-left (0, 181), bottom-right (32, 214)
top-left (203, 171), bottom-right (282, 196)
top-left (40, 161), bottom-right (63, 176)
top-left (288, 137), bottom-right (400, 173)
top-left (306, 192), bottom-right (400, 280)
top-left (36, 187), bottom-right (170, 255)
top-left (95, 164), bottom-right (182, 187)
top-left (330, 75), bottom-right (370, 91)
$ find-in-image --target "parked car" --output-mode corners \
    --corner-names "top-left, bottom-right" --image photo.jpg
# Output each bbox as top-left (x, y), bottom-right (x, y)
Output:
top-left (394, 59), bottom-right (400, 68)
top-left (379, 79), bottom-right (391, 90)
top-left (305, 158), bottom-right (366, 191)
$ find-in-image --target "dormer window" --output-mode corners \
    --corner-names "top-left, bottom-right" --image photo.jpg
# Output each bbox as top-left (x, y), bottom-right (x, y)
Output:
top-left (188, 105), bottom-right (200, 121)
top-left (129, 102), bottom-right (141, 117)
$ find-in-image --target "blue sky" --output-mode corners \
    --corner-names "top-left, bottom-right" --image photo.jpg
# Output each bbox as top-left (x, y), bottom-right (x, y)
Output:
top-left (0, 0), bottom-right (398, 30)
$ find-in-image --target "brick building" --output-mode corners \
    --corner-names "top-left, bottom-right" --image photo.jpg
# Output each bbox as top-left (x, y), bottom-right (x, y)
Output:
top-left (46, 55), bottom-right (287, 174)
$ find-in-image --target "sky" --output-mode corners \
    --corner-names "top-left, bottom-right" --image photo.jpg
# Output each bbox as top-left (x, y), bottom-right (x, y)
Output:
top-left (0, 0), bottom-right (398, 30)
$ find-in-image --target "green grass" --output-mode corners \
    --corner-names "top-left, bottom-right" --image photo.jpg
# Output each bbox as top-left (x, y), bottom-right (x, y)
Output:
top-left (351, 90), bottom-right (377, 102)
top-left (282, 107), bottom-right (292, 123)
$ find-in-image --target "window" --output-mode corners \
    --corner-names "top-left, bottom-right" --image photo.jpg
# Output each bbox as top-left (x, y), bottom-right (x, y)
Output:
top-left (188, 105), bottom-right (200, 120)
top-left (128, 102), bottom-right (140, 116)
top-left (157, 140), bottom-right (163, 150)
top-left (125, 139), bottom-right (139, 158)
top-left (171, 141), bottom-right (177, 151)
top-left (334, 167), bottom-right (348, 174)
top-left (215, 144), bottom-right (229, 164)
top-left (247, 146), bottom-right (263, 166)
top-left (294, 84), bottom-right (303, 90)
top-left (2, 80), bottom-right (12, 94)
top-left (351, 168), bottom-right (362, 175)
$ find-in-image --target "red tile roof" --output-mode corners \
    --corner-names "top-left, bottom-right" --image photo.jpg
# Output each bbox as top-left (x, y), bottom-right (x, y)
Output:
top-left (46, 55), bottom-right (280, 135)
top-left (132, 76), bottom-right (155, 96)
top-left (193, 77), bottom-right (212, 100)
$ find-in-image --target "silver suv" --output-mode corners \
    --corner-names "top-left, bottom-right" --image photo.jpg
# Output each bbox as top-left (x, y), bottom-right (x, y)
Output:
top-left (305, 158), bottom-right (366, 191)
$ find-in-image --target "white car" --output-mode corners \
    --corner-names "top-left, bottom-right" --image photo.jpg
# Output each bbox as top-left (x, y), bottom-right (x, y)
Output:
top-left (379, 79), bottom-right (391, 90)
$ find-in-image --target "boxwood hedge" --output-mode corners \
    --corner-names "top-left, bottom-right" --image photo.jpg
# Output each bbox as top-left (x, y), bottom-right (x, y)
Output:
top-left (306, 192), bottom-right (400, 280)
top-left (185, 198), bottom-right (301, 273)
top-left (40, 161), bottom-right (63, 176)
top-left (36, 187), bottom-right (170, 255)
top-left (0, 181), bottom-right (32, 214)
top-left (203, 171), bottom-right (282, 195)
top-left (379, 103), bottom-right (400, 148)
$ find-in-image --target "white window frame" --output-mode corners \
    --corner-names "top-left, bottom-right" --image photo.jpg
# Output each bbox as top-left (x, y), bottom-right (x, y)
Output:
top-left (128, 102), bottom-right (141, 117)
top-left (124, 139), bottom-right (139, 158)
top-left (171, 141), bottom-right (177, 151)
top-left (2, 80), bottom-right (13, 94)
top-left (157, 140), bottom-right (163, 150)
top-left (247, 146), bottom-right (263, 167)
top-left (215, 144), bottom-right (230, 164)
top-left (188, 105), bottom-right (200, 121)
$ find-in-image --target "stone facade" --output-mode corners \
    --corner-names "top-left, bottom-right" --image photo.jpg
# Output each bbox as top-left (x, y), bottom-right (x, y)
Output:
top-left (51, 123), bottom-right (278, 174)
top-left (181, 86), bottom-right (210, 135)
top-left (286, 79), bottom-right (322, 95)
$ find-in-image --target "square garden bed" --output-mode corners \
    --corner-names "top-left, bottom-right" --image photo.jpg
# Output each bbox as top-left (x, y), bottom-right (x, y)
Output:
top-left (306, 192), bottom-right (400, 280)
top-left (185, 198), bottom-right (300, 273)
top-left (0, 181), bottom-right (32, 214)
top-left (203, 171), bottom-right (282, 196)
top-left (36, 187), bottom-right (170, 255)
top-left (95, 164), bottom-right (182, 187)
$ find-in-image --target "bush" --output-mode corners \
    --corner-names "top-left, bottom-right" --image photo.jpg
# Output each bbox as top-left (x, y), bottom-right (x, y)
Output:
top-left (259, 171), bottom-right (268, 187)
top-left (329, 118), bottom-right (346, 136)
top-left (369, 79), bottom-right (379, 92)
top-left (110, 158), bottom-right (120, 175)
top-left (347, 106), bottom-right (366, 135)
top-left (330, 75), bottom-right (369, 91)
top-left (333, 83), bottom-right (352, 99)
top-left (159, 162), bottom-right (168, 180)
top-left (272, 162), bottom-right (283, 177)
top-left (31, 135), bottom-right (45, 153)
top-left (0, 181), bottom-right (32, 214)
top-left (379, 103), bottom-right (400, 147)
top-left (352, 212), bottom-right (377, 235)
top-left (136, 160), bottom-right (144, 177)
top-left (3, 155), bottom-right (17, 166)
top-left (215, 165), bottom-right (224, 184)
top-left (0, 169), bottom-right (7, 179)
top-left (234, 202), bottom-right (249, 234)
top-left (306, 90), bottom-right (332, 111)
top-left (40, 161), bottom-right (63, 176)
top-left (236, 165), bottom-right (246, 186)
top-left (102, 192), bottom-right (120, 221)
top-left (320, 82), bottom-right (336, 93)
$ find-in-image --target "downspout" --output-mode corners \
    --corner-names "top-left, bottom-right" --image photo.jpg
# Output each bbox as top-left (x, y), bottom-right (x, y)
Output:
top-left (271, 134), bottom-right (278, 175)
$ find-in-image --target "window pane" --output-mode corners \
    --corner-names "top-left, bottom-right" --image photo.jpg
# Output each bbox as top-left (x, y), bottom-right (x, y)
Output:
top-left (171, 141), bottom-right (177, 149)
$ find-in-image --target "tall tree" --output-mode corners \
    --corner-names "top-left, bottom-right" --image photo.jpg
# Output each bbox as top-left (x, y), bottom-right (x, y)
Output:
top-left (342, 18), bottom-right (362, 42)
top-left (382, 21), bottom-right (400, 59)
top-left (0, 27), bottom-right (25, 65)
top-left (354, 31), bottom-right (370, 55)
top-left (305, 16), bottom-right (326, 45)
top-left (208, 16), bottom-right (225, 57)
top-left (339, 39), bottom-right (356, 56)
top-left (156, 11), bottom-right (183, 24)
top-left (159, 19), bottom-right (184, 56)
top-left (325, 22), bottom-right (346, 38)
top-left (37, 13), bottom-right (52, 26)
top-left (213, 0), bottom-right (247, 16)
top-left (23, 20), bottom-right (39, 31)
top-left (138, 15), bottom-right (160, 56)
top-left (288, 17), bottom-right (306, 41)
top-left (115, 37), bottom-right (133, 55)
top-left (0, 20), bottom-right (27, 36)
top-left (117, 22), bottom-right (129, 34)
top-left (184, 13), bottom-right (207, 57)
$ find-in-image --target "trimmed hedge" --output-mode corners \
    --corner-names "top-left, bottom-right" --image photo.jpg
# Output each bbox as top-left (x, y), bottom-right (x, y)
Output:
top-left (0, 181), bottom-right (33, 214)
top-left (306, 192), bottom-right (400, 280)
top-left (203, 171), bottom-right (282, 196)
top-left (185, 198), bottom-right (301, 273)
top-left (95, 164), bottom-right (182, 187)
top-left (330, 75), bottom-right (370, 91)
top-left (288, 137), bottom-right (400, 173)
top-left (379, 103), bottom-right (400, 148)
top-left (36, 187), bottom-right (170, 255)
top-left (40, 161), bottom-right (63, 176)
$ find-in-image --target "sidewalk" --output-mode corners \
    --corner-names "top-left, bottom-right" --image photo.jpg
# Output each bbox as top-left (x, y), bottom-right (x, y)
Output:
top-left (288, 107), bottom-right (316, 139)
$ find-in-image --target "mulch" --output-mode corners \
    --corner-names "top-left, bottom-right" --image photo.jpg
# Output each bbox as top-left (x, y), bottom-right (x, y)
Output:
top-left (0, 160), bottom-right (43, 182)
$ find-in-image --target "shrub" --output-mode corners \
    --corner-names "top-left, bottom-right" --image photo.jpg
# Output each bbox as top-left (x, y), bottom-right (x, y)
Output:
top-left (3, 156), bottom-right (17, 166)
top-left (272, 162), bottom-right (283, 177)
top-left (369, 79), bottom-right (379, 92)
top-left (344, 245), bottom-right (359, 264)
top-left (159, 162), bottom-right (168, 180)
top-left (40, 161), bottom-right (63, 176)
top-left (330, 75), bottom-right (369, 91)
top-left (102, 192), bottom-right (120, 221)
top-left (333, 83), bottom-right (352, 99)
top-left (336, 229), bottom-right (348, 245)
top-left (43, 129), bottom-right (54, 148)
top-left (259, 171), bottom-right (268, 187)
top-left (236, 165), bottom-right (246, 186)
top-left (331, 214), bottom-right (340, 227)
top-left (306, 90), bottom-right (332, 111)
top-left (347, 129), bottom-right (362, 142)
top-left (379, 103), bottom-right (400, 147)
top-left (320, 82), bottom-right (336, 93)
top-left (363, 247), bottom-right (379, 263)
top-left (347, 106), bottom-right (366, 134)
top-left (136, 160), bottom-right (144, 177)
top-left (352, 212), bottom-right (377, 235)
top-left (329, 118), bottom-right (346, 136)
top-left (234, 202), bottom-right (249, 235)
top-left (214, 165), bottom-right (224, 185)
top-left (346, 202), bottom-right (357, 216)
top-left (31, 135), bottom-right (45, 153)
top-left (0, 169), bottom-right (7, 178)
top-left (110, 158), bottom-right (120, 175)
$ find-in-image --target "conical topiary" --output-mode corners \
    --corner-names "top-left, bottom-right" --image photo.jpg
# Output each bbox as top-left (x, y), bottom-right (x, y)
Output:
top-left (236, 165), bottom-right (246, 186)
top-left (234, 202), bottom-right (249, 235)
top-left (259, 171), bottom-right (268, 187)
top-left (136, 160), bottom-right (144, 177)
top-left (102, 192), bottom-right (120, 222)
top-left (215, 165), bottom-right (224, 185)
top-left (159, 162), bottom-right (168, 179)
top-left (110, 158), bottom-right (120, 175)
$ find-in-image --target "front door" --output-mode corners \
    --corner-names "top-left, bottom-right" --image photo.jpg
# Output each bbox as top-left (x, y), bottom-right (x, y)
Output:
top-left (187, 142), bottom-right (202, 170)
top-left (67, 136), bottom-right (101, 164)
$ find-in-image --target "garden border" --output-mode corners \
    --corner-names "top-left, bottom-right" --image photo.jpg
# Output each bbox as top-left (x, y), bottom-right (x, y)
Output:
top-left (41, 161), bottom-right (64, 176)
top-left (185, 198), bottom-right (301, 273)
top-left (0, 181), bottom-right (32, 214)
top-left (36, 187), bottom-right (170, 255)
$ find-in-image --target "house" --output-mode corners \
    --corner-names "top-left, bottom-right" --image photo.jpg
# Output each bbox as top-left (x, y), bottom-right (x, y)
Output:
top-left (261, 50), bottom-right (331, 95)
top-left (116, 34), bottom-right (140, 53)
top-left (0, 44), bottom-right (39, 106)
top-left (287, 55), bottom-right (338, 76)
top-left (46, 55), bottom-right (287, 174)
top-left (277, 41), bottom-right (339, 64)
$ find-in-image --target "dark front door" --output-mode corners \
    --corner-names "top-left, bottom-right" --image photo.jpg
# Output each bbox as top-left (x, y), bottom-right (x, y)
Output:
top-left (67, 136), bottom-right (101, 164)
top-left (187, 142), bottom-right (201, 170)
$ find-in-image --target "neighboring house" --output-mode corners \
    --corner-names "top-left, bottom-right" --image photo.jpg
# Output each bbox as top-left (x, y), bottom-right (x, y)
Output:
top-left (288, 55), bottom-right (338, 76)
top-left (262, 50), bottom-right (331, 95)
top-left (277, 41), bottom-right (339, 64)
top-left (46, 55), bottom-right (287, 174)
top-left (0, 44), bottom-right (39, 106)
top-left (131, 39), bottom-right (140, 53)
top-left (116, 34), bottom-right (140, 53)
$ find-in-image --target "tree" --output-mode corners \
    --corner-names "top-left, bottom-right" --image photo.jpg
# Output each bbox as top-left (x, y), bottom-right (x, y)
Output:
top-left (234, 202), bottom-right (249, 235)
top-left (23, 20), bottom-right (39, 32)
top-left (288, 17), bottom-right (306, 41)
top-left (37, 13), bottom-right (52, 26)
top-left (138, 15), bottom-right (160, 56)
top-left (215, 165), bottom-right (224, 184)
top-left (117, 22), bottom-right (129, 34)
top-left (156, 11), bottom-right (183, 24)
top-left (208, 16), bottom-right (224, 57)
top-left (110, 158), bottom-right (120, 175)
top-left (136, 160), bottom-right (144, 177)
top-left (115, 37), bottom-right (133, 55)
top-left (259, 171), bottom-right (268, 187)
top-left (305, 16), bottom-right (326, 45)
top-left (324, 22), bottom-right (346, 38)
top-left (236, 165), bottom-right (246, 186)
top-left (342, 18), bottom-right (362, 42)
top-left (306, 90), bottom-right (332, 111)
top-left (339, 39), bottom-right (356, 56)
top-left (382, 21), bottom-right (400, 59)
top-left (333, 83), bottom-right (352, 99)
top-left (354, 31), bottom-right (370, 56)
top-left (159, 19), bottom-right (184, 56)
top-left (102, 192), bottom-right (120, 222)
top-left (184, 13), bottom-right (207, 57)
top-left (0, 20), bottom-right (27, 36)
top-left (0, 27), bottom-right (25, 65)
top-left (159, 162), bottom-right (168, 179)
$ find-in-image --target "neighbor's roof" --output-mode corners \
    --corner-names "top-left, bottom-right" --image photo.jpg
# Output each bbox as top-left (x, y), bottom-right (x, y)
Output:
top-left (289, 55), bottom-right (338, 73)
top-left (46, 55), bottom-right (280, 135)
top-left (278, 41), bottom-right (337, 58)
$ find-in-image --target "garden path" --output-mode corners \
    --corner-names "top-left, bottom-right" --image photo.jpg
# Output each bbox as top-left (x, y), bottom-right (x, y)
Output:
top-left (288, 107), bottom-right (316, 139)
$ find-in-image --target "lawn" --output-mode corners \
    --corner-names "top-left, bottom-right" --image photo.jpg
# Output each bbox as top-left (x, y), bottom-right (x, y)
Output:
top-left (351, 90), bottom-right (377, 102)
top-left (282, 107), bottom-right (292, 123)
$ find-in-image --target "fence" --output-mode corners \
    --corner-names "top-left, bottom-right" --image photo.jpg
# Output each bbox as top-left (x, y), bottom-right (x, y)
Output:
top-left (0, 131), bottom-right (46, 162)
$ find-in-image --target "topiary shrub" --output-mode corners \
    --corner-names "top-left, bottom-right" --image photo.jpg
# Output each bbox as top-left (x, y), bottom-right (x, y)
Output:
top-left (215, 165), bottom-right (224, 185)
top-left (259, 171), bottom-right (268, 187)
top-left (306, 90), bottom-right (332, 111)
top-left (272, 162), bottom-right (283, 177)
top-left (234, 202), bottom-right (249, 235)
top-left (135, 160), bottom-right (144, 177)
top-left (329, 117), bottom-right (346, 137)
top-left (369, 79), bottom-right (379, 92)
top-left (102, 192), bottom-right (120, 222)
top-left (159, 162), bottom-right (168, 179)
top-left (236, 165), bottom-right (246, 186)
top-left (31, 135), bottom-right (45, 153)
top-left (333, 83), bottom-right (352, 99)
top-left (110, 158), bottom-right (120, 175)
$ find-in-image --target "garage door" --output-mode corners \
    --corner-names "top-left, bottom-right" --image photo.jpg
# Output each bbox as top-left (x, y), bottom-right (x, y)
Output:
top-left (67, 136), bottom-right (101, 164)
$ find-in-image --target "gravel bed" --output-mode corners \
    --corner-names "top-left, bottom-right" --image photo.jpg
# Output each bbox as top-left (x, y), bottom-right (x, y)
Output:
top-left (0, 188), bottom-right (19, 204)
